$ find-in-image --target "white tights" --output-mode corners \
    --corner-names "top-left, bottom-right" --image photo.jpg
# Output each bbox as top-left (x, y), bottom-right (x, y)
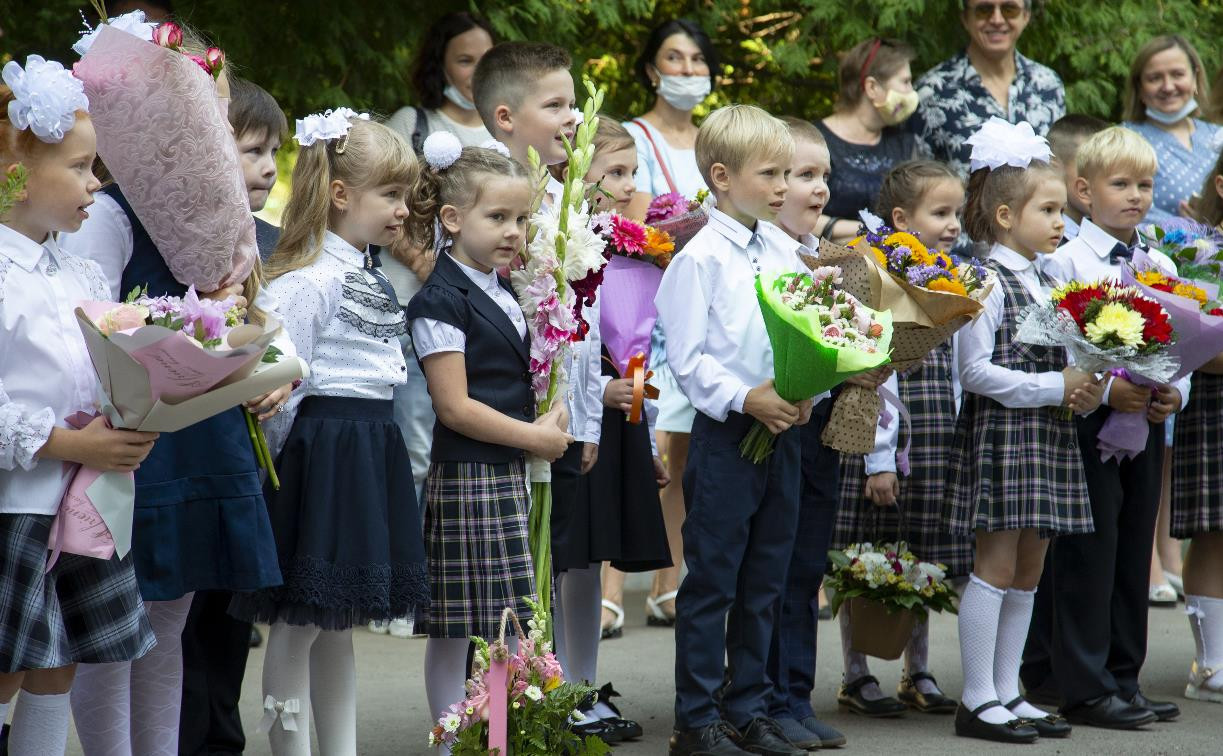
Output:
top-left (260, 621), bottom-right (356, 756)
top-left (71, 593), bottom-right (194, 756)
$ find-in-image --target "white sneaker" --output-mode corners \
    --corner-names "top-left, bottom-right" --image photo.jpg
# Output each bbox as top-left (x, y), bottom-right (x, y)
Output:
top-left (367, 620), bottom-right (389, 635)
top-left (1185, 661), bottom-right (1223, 703)
top-left (388, 617), bottom-right (417, 638)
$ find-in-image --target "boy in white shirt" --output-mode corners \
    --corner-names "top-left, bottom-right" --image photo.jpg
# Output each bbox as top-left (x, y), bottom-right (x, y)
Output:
top-left (1046, 114), bottom-right (1107, 245)
top-left (656, 105), bottom-right (811, 756)
top-left (1024, 126), bottom-right (1185, 727)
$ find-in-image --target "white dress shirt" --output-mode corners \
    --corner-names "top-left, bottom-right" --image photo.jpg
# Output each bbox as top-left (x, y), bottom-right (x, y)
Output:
top-left (411, 254), bottom-right (527, 357)
top-left (955, 243), bottom-right (1066, 409)
top-left (864, 372), bottom-right (901, 475)
top-left (60, 192), bottom-right (134, 300)
top-left (1042, 219), bottom-right (1191, 408)
top-left (655, 207), bottom-right (809, 421)
top-left (1, 225), bottom-right (110, 515)
top-left (1060, 213), bottom-right (1081, 245)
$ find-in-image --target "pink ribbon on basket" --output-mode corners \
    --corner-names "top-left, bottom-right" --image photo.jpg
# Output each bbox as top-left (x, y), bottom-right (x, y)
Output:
top-left (875, 384), bottom-right (911, 476)
top-left (487, 642), bottom-right (509, 754)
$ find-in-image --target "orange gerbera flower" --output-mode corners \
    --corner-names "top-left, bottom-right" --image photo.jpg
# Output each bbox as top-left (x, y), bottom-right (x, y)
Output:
top-left (643, 226), bottom-right (675, 256)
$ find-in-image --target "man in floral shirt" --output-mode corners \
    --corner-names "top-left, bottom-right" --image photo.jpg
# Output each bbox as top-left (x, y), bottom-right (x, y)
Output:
top-left (911, 0), bottom-right (1064, 177)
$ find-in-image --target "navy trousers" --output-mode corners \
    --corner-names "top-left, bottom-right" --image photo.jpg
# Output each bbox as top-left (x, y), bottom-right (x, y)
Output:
top-left (674, 411), bottom-right (801, 730)
top-left (1021, 408), bottom-right (1163, 707)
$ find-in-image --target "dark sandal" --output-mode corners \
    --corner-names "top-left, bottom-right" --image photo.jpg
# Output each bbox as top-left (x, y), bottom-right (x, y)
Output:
top-left (837, 675), bottom-right (907, 717)
top-left (897, 671), bottom-right (957, 714)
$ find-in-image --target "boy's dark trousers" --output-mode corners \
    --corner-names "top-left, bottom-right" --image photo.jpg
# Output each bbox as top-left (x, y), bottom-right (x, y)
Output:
top-left (179, 591), bottom-right (251, 755)
top-left (673, 411), bottom-right (802, 731)
top-left (1021, 407), bottom-right (1163, 708)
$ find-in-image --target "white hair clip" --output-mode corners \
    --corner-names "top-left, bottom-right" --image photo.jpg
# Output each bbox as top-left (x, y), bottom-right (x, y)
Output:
top-left (2, 56), bottom-right (89, 144)
top-left (294, 107), bottom-right (369, 147)
top-left (858, 208), bottom-right (885, 234)
top-left (966, 116), bottom-right (1051, 172)
top-left (423, 131), bottom-right (463, 171)
top-left (73, 10), bottom-right (157, 56)
top-left (480, 139), bottom-right (512, 159)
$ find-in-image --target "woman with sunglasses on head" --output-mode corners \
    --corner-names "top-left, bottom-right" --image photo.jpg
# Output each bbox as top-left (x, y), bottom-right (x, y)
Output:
top-left (814, 38), bottom-right (920, 244)
top-left (911, 0), bottom-right (1065, 179)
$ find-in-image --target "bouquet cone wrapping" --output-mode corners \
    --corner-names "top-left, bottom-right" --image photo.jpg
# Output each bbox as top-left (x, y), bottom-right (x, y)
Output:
top-left (600, 254), bottom-right (664, 376)
top-left (821, 385), bottom-right (882, 454)
top-left (75, 26), bottom-right (256, 291)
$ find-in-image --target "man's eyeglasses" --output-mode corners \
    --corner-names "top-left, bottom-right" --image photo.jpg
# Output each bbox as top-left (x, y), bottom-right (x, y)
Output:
top-left (970, 2), bottom-right (1025, 21)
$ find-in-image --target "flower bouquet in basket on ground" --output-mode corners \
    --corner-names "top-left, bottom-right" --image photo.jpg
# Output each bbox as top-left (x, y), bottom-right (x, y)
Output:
top-left (591, 212), bottom-right (675, 423)
top-left (510, 79), bottom-right (610, 622)
top-left (825, 540), bottom-right (958, 660)
top-left (1016, 280), bottom-right (1178, 460)
top-left (644, 188), bottom-right (710, 250)
top-left (740, 267), bottom-right (893, 463)
top-left (429, 600), bottom-right (608, 755)
top-left (818, 214), bottom-right (994, 458)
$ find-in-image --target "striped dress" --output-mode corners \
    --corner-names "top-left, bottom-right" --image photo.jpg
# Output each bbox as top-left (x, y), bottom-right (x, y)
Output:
top-left (835, 342), bottom-right (974, 576)
top-left (1171, 372), bottom-right (1223, 538)
top-left (945, 262), bottom-right (1092, 536)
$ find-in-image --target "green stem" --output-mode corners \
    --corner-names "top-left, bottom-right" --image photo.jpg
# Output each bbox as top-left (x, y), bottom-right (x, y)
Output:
top-left (254, 418), bottom-right (280, 490)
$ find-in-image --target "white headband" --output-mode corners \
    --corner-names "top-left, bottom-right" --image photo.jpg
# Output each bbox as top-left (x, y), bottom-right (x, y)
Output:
top-left (2, 55), bottom-right (90, 144)
top-left (294, 107), bottom-right (370, 147)
top-left (966, 116), bottom-right (1051, 172)
top-left (423, 131), bottom-right (462, 171)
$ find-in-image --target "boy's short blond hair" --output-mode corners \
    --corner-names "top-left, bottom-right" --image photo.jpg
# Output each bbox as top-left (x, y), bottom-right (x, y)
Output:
top-left (695, 105), bottom-right (794, 188)
top-left (1076, 126), bottom-right (1158, 182)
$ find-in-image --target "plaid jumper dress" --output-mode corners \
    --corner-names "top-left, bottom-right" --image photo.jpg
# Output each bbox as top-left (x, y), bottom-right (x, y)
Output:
top-left (945, 262), bottom-right (1093, 536)
top-left (835, 342), bottom-right (974, 576)
top-left (1171, 372), bottom-right (1223, 538)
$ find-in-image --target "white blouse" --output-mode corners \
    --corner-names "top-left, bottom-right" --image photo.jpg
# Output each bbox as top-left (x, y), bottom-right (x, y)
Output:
top-left (0, 225), bottom-right (110, 515)
top-left (411, 254), bottom-right (526, 357)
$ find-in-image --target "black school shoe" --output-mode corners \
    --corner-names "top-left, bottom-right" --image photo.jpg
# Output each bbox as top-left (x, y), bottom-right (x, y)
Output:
top-left (733, 718), bottom-right (806, 756)
top-left (837, 675), bottom-right (907, 717)
top-left (591, 682), bottom-right (643, 741)
top-left (1062, 694), bottom-right (1157, 730)
top-left (897, 672), bottom-right (958, 714)
top-left (1125, 691), bottom-right (1180, 721)
top-left (1004, 696), bottom-right (1072, 738)
top-left (953, 701), bottom-right (1039, 744)
top-left (669, 721), bottom-right (751, 756)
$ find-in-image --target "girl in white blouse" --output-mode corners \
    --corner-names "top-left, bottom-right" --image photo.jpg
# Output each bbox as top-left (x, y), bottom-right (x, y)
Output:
top-left (227, 114), bottom-right (429, 755)
top-left (405, 141), bottom-right (573, 734)
top-left (0, 70), bottom-right (158, 756)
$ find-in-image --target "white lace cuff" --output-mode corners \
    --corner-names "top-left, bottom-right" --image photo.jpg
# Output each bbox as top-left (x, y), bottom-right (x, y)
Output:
top-left (0, 397), bottom-right (55, 471)
top-left (410, 318), bottom-right (465, 358)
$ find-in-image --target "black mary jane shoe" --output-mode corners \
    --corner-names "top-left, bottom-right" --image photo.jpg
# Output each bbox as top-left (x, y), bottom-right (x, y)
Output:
top-left (897, 672), bottom-right (957, 714)
top-left (1004, 696), bottom-right (1072, 738)
top-left (837, 675), bottom-right (907, 717)
top-left (594, 682), bottom-right (643, 741)
top-left (571, 713), bottom-right (619, 742)
top-left (954, 701), bottom-right (1039, 744)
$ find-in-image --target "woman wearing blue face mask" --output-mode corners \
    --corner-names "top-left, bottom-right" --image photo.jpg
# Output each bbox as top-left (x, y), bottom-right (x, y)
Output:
top-left (1123, 35), bottom-right (1223, 224)
top-left (600, 19), bottom-right (718, 642)
top-left (386, 12), bottom-right (495, 155)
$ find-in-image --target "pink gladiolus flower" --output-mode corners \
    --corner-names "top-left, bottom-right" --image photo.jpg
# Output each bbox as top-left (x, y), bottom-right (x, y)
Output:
top-left (152, 22), bottom-right (183, 49)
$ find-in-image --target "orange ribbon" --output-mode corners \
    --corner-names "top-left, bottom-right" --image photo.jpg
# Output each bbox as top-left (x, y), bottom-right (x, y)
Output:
top-left (626, 352), bottom-right (659, 425)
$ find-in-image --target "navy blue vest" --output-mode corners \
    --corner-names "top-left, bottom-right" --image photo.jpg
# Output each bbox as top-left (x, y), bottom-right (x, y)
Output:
top-left (406, 252), bottom-right (533, 464)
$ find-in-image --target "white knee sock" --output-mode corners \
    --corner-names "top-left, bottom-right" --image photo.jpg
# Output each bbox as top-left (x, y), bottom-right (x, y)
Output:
top-left (837, 608), bottom-right (882, 700)
top-left (958, 574), bottom-right (1015, 724)
top-left (71, 661), bottom-right (133, 755)
top-left (309, 629), bottom-right (357, 756)
top-left (130, 594), bottom-right (193, 756)
top-left (904, 620), bottom-right (940, 695)
top-left (10, 690), bottom-right (71, 756)
top-left (1188, 594), bottom-right (1223, 689)
top-left (262, 621), bottom-right (321, 756)
top-left (994, 588), bottom-right (1044, 719)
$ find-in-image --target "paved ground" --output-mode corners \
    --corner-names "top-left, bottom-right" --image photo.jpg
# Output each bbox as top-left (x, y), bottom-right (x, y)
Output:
top-left (64, 590), bottom-right (1223, 755)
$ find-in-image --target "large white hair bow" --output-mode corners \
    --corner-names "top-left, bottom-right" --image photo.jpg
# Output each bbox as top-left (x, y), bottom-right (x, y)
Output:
top-left (966, 116), bottom-right (1052, 172)
top-left (294, 107), bottom-right (370, 147)
top-left (73, 10), bottom-right (157, 56)
top-left (2, 55), bottom-right (90, 143)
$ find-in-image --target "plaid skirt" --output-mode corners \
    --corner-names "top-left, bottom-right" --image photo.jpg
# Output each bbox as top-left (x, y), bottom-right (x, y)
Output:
top-left (946, 395), bottom-right (1093, 536)
top-left (1172, 372), bottom-right (1223, 538)
top-left (833, 349), bottom-right (974, 576)
top-left (0, 514), bottom-right (155, 672)
top-left (425, 458), bottom-right (537, 639)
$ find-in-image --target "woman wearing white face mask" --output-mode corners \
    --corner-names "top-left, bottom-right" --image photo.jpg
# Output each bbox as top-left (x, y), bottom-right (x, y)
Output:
top-left (600, 20), bottom-right (718, 642)
top-left (1122, 35), bottom-right (1222, 224)
top-left (814, 38), bottom-right (920, 244)
top-left (386, 12), bottom-right (495, 155)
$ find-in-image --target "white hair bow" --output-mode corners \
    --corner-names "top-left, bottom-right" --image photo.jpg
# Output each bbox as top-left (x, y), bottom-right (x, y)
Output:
top-left (294, 107), bottom-right (369, 147)
top-left (2, 55), bottom-right (90, 143)
top-left (966, 116), bottom-right (1052, 172)
top-left (73, 10), bottom-right (157, 56)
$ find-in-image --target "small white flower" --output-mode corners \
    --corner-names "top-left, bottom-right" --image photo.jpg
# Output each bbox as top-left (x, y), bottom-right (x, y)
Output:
top-left (423, 131), bottom-right (463, 171)
top-left (74, 10), bottom-right (156, 56)
top-left (524, 685), bottom-right (543, 701)
top-left (2, 56), bottom-right (89, 144)
top-left (441, 713), bottom-right (461, 733)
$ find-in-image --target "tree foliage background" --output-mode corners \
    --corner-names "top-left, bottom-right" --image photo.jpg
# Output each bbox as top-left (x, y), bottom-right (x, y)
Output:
top-left (4, 0), bottom-right (1223, 123)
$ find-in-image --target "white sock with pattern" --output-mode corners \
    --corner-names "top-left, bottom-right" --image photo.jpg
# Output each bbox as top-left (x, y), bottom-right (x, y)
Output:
top-left (904, 620), bottom-right (940, 695)
top-left (70, 661), bottom-right (133, 755)
top-left (995, 588), bottom-right (1045, 719)
top-left (9, 690), bottom-right (71, 756)
top-left (130, 594), bottom-right (194, 756)
top-left (958, 574), bottom-right (1015, 724)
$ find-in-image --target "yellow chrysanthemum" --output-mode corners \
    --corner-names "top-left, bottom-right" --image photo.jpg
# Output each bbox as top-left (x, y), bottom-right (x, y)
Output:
top-left (1085, 302), bottom-right (1146, 348)
top-left (1136, 269), bottom-right (1171, 288)
top-left (847, 235), bottom-right (866, 248)
top-left (871, 247), bottom-right (888, 267)
top-left (883, 231), bottom-right (925, 253)
top-left (1172, 282), bottom-right (1208, 305)
top-left (928, 277), bottom-right (969, 297)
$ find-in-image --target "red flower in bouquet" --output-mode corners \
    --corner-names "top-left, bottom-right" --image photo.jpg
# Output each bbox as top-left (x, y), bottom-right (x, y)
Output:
top-left (1053, 283), bottom-right (1108, 329)
top-left (1128, 294), bottom-right (1174, 345)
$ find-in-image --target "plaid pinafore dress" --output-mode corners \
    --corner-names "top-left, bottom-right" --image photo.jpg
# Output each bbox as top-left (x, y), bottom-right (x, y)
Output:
top-left (1171, 372), bottom-right (1223, 538)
